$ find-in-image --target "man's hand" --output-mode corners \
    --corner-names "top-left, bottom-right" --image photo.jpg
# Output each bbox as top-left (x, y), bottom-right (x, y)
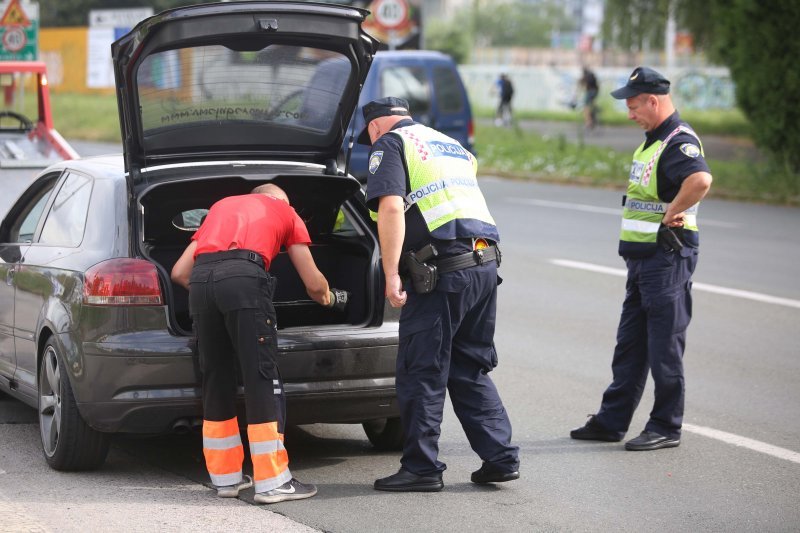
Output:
top-left (385, 272), bottom-right (407, 308)
top-left (327, 288), bottom-right (350, 312)
top-left (662, 212), bottom-right (685, 227)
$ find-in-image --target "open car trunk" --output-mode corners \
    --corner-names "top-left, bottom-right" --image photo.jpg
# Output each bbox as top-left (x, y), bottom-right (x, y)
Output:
top-left (137, 170), bottom-right (379, 334)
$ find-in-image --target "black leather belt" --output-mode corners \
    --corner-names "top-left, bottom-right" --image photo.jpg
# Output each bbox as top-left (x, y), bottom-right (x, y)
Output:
top-left (433, 245), bottom-right (500, 274)
top-left (195, 249), bottom-right (265, 269)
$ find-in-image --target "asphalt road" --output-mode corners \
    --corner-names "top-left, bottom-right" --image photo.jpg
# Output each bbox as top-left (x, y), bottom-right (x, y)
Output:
top-left (1, 176), bottom-right (798, 532)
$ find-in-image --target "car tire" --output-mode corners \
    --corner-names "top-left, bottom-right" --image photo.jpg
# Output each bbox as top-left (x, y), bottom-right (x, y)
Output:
top-left (38, 339), bottom-right (110, 471)
top-left (362, 417), bottom-right (404, 451)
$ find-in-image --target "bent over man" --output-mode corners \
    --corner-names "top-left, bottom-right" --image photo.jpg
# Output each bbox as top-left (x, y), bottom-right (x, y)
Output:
top-left (570, 67), bottom-right (713, 451)
top-left (360, 97), bottom-right (520, 492)
top-left (171, 184), bottom-right (346, 503)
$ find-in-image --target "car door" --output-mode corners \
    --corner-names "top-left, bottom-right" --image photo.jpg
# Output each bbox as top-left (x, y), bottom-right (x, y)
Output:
top-left (0, 172), bottom-right (60, 391)
top-left (13, 170), bottom-right (93, 398)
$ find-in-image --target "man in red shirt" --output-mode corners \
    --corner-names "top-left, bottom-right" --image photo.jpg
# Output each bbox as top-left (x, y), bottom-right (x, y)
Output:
top-left (171, 183), bottom-right (347, 504)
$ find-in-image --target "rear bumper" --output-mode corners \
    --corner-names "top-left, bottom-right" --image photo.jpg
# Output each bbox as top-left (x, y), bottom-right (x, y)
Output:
top-left (72, 324), bottom-right (399, 433)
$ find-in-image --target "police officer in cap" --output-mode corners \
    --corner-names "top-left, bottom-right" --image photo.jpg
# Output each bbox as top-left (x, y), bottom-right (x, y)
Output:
top-left (360, 97), bottom-right (520, 491)
top-left (570, 67), bottom-right (713, 450)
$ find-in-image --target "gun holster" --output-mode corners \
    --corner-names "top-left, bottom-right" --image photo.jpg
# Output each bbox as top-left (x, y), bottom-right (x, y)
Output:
top-left (657, 225), bottom-right (684, 253)
top-left (400, 244), bottom-right (439, 294)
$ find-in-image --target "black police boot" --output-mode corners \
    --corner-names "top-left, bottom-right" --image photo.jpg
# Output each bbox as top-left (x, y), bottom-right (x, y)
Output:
top-left (624, 431), bottom-right (680, 451)
top-left (374, 468), bottom-right (444, 492)
top-left (471, 462), bottom-right (520, 484)
top-left (570, 414), bottom-right (622, 442)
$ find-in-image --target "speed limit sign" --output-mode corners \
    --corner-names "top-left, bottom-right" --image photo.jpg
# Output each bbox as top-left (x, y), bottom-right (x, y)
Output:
top-left (372, 0), bottom-right (408, 30)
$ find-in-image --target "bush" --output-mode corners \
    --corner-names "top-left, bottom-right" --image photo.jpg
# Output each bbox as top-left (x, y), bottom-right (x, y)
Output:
top-left (713, 1), bottom-right (800, 175)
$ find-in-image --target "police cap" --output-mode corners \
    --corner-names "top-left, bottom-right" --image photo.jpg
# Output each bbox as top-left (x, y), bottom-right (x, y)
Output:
top-left (610, 66), bottom-right (671, 99)
top-left (356, 97), bottom-right (410, 145)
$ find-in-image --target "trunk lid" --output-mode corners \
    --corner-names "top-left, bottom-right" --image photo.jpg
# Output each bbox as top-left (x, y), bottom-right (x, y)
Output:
top-left (111, 1), bottom-right (378, 183)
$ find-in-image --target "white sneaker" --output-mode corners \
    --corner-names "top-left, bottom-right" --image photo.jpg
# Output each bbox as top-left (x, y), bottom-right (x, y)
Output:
top-left (254, 478), bottom-right (318, 504)
top-left (216, 474), bottom-right (253, 498)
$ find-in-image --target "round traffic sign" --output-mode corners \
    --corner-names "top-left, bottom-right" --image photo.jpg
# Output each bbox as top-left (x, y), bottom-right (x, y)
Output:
top-left (372, 0), bottom-right (409, 30)
top-left (2, 25), bottom-right (27, 52)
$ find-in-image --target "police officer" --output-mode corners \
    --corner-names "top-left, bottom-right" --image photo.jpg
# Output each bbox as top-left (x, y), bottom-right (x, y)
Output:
top-left (360, 97), bottom-right (520, 491)
top-left (570, 67), bottom-right (713, 451)
top-left (171, 184), bottom-right (348, 503)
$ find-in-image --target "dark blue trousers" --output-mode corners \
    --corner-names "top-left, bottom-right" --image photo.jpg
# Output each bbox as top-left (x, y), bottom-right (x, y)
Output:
top-left (595, 246), bottom-right (698, 440)
top-left (396, 262), bottom-right (519, 476)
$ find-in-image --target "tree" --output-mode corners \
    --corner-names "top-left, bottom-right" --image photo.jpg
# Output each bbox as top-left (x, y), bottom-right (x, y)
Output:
top-left (423, 18), bottom-right (472, 64)
top-left (697, 0), bottom-right (800, 175)
top-left (474, 1), bottom-right (576, 48)
top-left (603, 0), bottom-right (800, 175)
top-left (601, 0), bottom-right (669, 53)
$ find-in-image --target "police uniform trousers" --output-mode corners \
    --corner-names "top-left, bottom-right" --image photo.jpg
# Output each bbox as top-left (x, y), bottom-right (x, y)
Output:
top-left (396, 261), bottom-right (519, 476)
top-left (595, 245), bottom-right (698, 440)
top-left (189, 250), bottom-right (292, 493)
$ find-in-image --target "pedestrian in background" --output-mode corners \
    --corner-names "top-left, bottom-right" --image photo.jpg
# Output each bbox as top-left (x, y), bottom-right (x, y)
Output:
top-left (579, 66), bottom-right (599, 129)
top-left (171, 184), bottom-right (348, 503)
top-left (358, 97), bottom-right (520, 492)
top-left (570, 67), bottom-right (713, 451)
top-left (494, 73), bottom-right (514, 127)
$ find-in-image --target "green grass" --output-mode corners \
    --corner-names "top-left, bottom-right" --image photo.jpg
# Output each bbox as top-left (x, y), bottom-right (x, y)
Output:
top-left (475, 125), bottom-right (799, 205)
top-left (50, 91), bottom-right (121, 142)
top-left (46, 92), bottom-right (798, 205)
top-left (475, 102), bottom-right (752, 137)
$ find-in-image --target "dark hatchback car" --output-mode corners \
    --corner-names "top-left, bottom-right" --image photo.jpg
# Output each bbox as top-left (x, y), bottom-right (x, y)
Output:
top-left (0, 2), bottom-right (403, 471)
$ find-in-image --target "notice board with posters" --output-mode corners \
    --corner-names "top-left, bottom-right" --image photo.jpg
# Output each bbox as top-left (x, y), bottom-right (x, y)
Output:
top-left (87, 8), bottom-right (153, 88)
top-left (0, 0), bottom-right (38, 61)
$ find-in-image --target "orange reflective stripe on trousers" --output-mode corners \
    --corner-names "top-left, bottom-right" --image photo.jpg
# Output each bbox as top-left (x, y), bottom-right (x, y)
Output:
top-left (248, 421), bottom-right (291, 492)
top-left (202, 417), bottom-right (245, 486)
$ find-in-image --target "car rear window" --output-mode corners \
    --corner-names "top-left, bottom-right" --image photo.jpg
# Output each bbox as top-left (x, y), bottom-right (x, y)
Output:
top-left (432, 66), bottom-right (465, 114)
top-left (136, 44), bottom-right (351, 136)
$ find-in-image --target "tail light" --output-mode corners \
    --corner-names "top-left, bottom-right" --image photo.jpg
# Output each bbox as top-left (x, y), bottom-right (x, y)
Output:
top-left (84, 258), bottom-right (163, 306)
top-left (467, 118), bottom-right (475, 149)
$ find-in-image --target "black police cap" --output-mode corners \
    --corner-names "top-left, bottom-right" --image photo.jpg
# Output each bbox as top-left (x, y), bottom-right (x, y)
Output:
top-left (356, 97), bottom-right (410, 145)
top-left (610, 66), bottom-right (671, 99)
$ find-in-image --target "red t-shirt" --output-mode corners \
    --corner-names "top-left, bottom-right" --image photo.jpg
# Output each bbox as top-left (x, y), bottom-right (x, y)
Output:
top-left (192, 194), bottom-right (311, 269)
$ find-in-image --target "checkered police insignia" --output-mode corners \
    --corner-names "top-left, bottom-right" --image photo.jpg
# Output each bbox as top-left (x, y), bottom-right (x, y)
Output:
top-left (368, 151), bottom-right (384, 174)
top-left (629, 160), bottom-right (645, 184)
top-left (679, 143), bottom-right (701, 158)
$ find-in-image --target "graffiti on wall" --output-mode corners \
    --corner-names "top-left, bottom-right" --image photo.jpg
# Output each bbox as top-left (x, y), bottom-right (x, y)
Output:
top-left (671, 70), bottom-right (736, 110)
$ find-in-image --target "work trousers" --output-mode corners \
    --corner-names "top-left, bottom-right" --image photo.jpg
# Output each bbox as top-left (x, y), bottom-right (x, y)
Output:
top-left (396, 262), bottom-right (519, 476)
top-left (189, 252), bottom-right (291, 493)
top-left (596, 246), bottom-right (698, 440)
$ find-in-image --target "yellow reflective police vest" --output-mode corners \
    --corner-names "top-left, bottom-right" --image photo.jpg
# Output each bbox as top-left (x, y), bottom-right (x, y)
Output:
top-left (619, 125), bottom-right (702, 256)
top-left (370, 123), bottom-right (498, 242)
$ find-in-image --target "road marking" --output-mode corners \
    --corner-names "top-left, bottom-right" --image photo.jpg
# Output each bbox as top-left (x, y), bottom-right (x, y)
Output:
top-left (683, 424), bottom-right (800, 465)
top-left (550, 259), bottom-right (800, 309)
top-left (508, 197), bottom-right (739, 228)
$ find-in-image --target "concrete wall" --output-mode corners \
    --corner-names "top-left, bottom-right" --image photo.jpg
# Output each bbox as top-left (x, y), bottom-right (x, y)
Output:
top-left (459, 65), bottom-right (736, 112)
top-left (35, 27), bottom-right (736, 113)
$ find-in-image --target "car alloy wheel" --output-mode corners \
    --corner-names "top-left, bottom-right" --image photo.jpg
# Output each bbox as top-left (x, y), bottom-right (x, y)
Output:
top-left (38, 339), bottom-right (110, 471)
top-left (39, 343), bottom-right (62, 458)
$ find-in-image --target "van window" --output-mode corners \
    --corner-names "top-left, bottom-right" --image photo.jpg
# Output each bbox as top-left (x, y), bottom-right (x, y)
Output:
top-left (380, 65), bottom-right (430, 116)
top-left (432, 66), bottom-right (465, 114)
